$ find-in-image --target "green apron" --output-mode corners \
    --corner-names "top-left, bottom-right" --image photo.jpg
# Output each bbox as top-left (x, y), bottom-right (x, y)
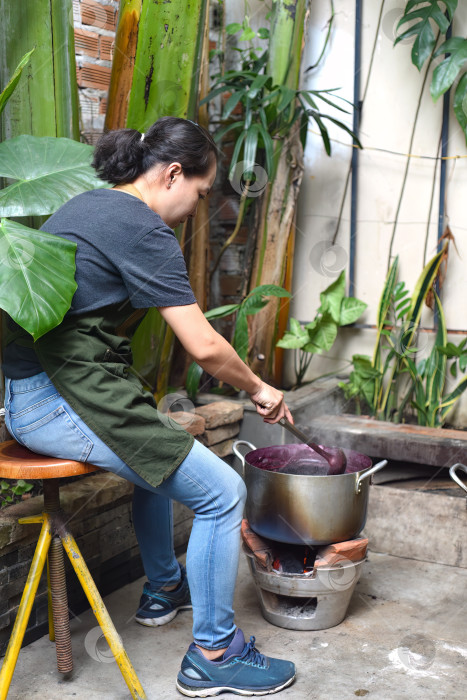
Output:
top-left (8, 302), bottom-right (194, 488)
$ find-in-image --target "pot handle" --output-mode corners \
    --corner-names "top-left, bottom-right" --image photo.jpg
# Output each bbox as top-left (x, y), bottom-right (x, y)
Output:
top-left (449, 463), bottom-right (467, 494)
top-left (232, 440), bottom-right (257, 479)
top-left (355, 460), bottom-right (388, 494)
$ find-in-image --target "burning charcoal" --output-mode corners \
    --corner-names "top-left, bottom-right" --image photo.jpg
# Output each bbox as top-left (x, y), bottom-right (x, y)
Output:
top-left (303, 546), bottom-right (317, 572)
top-left (272, 549), bottom-right (305, 574)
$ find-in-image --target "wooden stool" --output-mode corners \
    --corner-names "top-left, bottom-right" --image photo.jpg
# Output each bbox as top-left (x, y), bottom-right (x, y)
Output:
top-left (0, 440), bottom-right (146, 700)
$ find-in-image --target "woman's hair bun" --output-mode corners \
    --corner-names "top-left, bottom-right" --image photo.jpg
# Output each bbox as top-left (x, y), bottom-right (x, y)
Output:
top-left (92, 129), bottom-right (145, 185)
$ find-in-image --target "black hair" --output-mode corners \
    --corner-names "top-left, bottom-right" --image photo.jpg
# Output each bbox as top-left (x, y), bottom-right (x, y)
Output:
top-left (92, 116), bottom-right (218, 185)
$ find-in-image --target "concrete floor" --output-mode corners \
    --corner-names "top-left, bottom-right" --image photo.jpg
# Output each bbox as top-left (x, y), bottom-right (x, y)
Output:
top-left (4, 550), bottom-right (466, 700)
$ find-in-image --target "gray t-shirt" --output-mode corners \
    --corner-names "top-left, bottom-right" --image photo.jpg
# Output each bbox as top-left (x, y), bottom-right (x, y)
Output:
top-left (2, 188), bottom-right (196, 379)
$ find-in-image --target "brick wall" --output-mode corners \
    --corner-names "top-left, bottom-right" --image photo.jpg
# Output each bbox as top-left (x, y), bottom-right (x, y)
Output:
top-left (73, 0), bottom-right (118, 144)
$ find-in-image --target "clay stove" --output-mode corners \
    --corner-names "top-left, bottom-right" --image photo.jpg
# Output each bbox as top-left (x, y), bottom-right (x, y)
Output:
top-left (242, 521), bottom-right (367, 631)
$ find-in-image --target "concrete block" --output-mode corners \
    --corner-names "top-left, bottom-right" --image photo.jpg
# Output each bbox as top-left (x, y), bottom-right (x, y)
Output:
top-left (195, 401), bottom-right (244, 429)
top-left (209, 438), bottom-right (235, 458)
top-left (167, 411), bottom-right (205, 436)
top-left (365, 484), bottom-right (467, 568)
top-left (200, 422), bottom-right (240, 446)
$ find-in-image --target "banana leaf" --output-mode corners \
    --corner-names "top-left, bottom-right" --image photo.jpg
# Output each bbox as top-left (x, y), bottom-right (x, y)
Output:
top-left (0, 218), bottom-right (77, 340)
top-left (105, 0), bottom-right (143, 131)
top-left (106, 0), bottom-right (209, 391)
top-left (0, 136), bottom-right (107, 217)
top-left (0, 0), bottom-right (79, 140)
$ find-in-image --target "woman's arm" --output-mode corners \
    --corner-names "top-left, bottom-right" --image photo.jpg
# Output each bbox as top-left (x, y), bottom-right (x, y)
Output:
top-left (158, 303), bottom-right (293, 423)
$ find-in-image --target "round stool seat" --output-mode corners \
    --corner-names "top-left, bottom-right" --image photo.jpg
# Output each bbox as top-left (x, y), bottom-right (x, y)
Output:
top-left (0, 440), bottom-right (100, 479)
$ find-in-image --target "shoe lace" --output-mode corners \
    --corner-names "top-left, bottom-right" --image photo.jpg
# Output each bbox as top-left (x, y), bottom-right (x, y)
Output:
top-left (238, 636), bottom-right (267, 668)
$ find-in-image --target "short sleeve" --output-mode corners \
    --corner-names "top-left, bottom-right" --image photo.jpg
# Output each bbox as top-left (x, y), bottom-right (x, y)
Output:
top-left (119, 224), bottom-right (197, 308)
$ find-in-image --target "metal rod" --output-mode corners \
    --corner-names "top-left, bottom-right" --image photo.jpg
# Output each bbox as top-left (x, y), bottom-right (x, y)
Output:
top-left (48, 536), bottom-right (73, 673)
top-left (61, 531), bottom-right (147, 699)
top-left (0, 516), bottom-right (51, 700)
top-left (435, 21), bottom-right (451, 327)
top-left (349, 0), bottom-right (362, 298)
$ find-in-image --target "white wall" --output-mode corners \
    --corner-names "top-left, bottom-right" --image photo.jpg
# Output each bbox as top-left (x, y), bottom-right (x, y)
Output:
top-left (223, 0), bottom-right (467, 425)
top-left (290, 0), bottom-right (467, 426)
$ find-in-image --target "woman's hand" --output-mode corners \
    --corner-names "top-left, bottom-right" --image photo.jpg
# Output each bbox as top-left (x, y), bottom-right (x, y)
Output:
top-left (249, 381), bottom-right (294, 425)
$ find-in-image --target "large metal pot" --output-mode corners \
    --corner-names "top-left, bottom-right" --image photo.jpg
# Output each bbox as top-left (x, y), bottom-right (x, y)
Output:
top-left (233, 441), bottom-right (388, 546)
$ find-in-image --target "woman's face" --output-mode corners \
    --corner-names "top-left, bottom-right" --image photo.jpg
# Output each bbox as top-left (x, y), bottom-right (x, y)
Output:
top-left (145, 158), bottom-right (217, 229)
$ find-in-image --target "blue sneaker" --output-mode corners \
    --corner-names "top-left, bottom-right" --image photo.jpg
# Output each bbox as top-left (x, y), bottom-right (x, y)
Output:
top-left (135, 564), bottom-right (192, 627)
top-left (176, 628), bottom-right (296, 697)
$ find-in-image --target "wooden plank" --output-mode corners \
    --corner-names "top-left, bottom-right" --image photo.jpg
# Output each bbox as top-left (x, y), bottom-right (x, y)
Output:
top-left (302, 414), bottom-right (467, 468)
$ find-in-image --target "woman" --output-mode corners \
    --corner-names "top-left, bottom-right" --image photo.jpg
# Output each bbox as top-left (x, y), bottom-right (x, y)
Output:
top-left (2, 117), bottom-right (296, 697)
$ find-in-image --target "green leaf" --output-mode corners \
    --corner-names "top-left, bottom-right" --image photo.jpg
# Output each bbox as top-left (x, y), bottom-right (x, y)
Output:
top-left (405, 245), bottom-right (446, 347)
top-left (257, 123), bottom-right (274, 179)
top-left (247, 75), bottom-right (270, 99)
top-left (0, 49), bottom-right (35, 116)
top-left (431, 38), bottom-right (467, 101)
top-left (257, 28), bottom-right (270, 40)
top-left (240, 27), bottom-right (256, 42)
top-left (233, 309), bottom-right (249, 361)
top-left (228, 130), bottom-right (248, 182)
top-left (426, 292), bottom-right (447, 419)
top-left (320, 271), bottom-right (345, 323)
top-left (307, 314), bottom-right (338, 353)
top-left (440, 376), bottom-right (467, 422)
top-left (222, 91), bottom-right (245, 120)
top-left (0, 136), bottom-right (107, 217)
top-left (204, 304), bottom-right (240, 320)
top-left (453, 73), bottom-right (467, 144)
top-left (243, 124), bottom-right (260, 177)
top-left (248, 284), bottom-right (291, 299)
top-left (277, 317), bottom-right (309, 349)
top-left (339, 297), bottom-right (367, 326)
top-left (277, 333), bottom-right (308, 350)
top-left (276, 86), bottom-right (297, 113)
top-left (186, 362), bottom-right (203, 401)
top-left (310, 111), bottom-right (331, 155)
top-left (226, 23), bottom-right (242, 34)
top-left (0, 218), bottom-right (77, 340)
top-left (395, 1), bottom-right (450, 70)
top-left (241, 296), bottom-right (267, 316)
top-left (290, 318), bottom-right (304, 335)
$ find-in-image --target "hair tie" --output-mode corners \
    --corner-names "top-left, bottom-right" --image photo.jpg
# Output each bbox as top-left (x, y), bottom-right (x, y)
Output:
top-left (140, 132), bottom-right (145, 142)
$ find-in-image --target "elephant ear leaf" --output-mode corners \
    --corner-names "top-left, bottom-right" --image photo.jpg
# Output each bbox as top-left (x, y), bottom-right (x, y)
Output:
top-left (0, 135), bottom-right (107, 217)
top-left (0, 218), bottom-right (77, 340)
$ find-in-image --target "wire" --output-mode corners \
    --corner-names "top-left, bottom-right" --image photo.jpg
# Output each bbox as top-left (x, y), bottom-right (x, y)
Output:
top-left (306, 128), bottom-right (467, 160)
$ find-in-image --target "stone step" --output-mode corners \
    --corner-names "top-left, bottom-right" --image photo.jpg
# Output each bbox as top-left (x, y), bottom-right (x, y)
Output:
top-left (304, 414), bottom-right (467, 468)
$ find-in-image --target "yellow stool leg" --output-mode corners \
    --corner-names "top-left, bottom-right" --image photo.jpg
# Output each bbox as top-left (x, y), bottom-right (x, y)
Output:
top-left (0, 516), bottom-right (52, 700)
top-left (61, 530), bottom-right (147, 700)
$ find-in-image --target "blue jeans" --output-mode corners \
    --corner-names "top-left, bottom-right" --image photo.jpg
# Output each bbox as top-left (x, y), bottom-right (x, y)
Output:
top-left (4, 371), bottom-right (247, 650)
